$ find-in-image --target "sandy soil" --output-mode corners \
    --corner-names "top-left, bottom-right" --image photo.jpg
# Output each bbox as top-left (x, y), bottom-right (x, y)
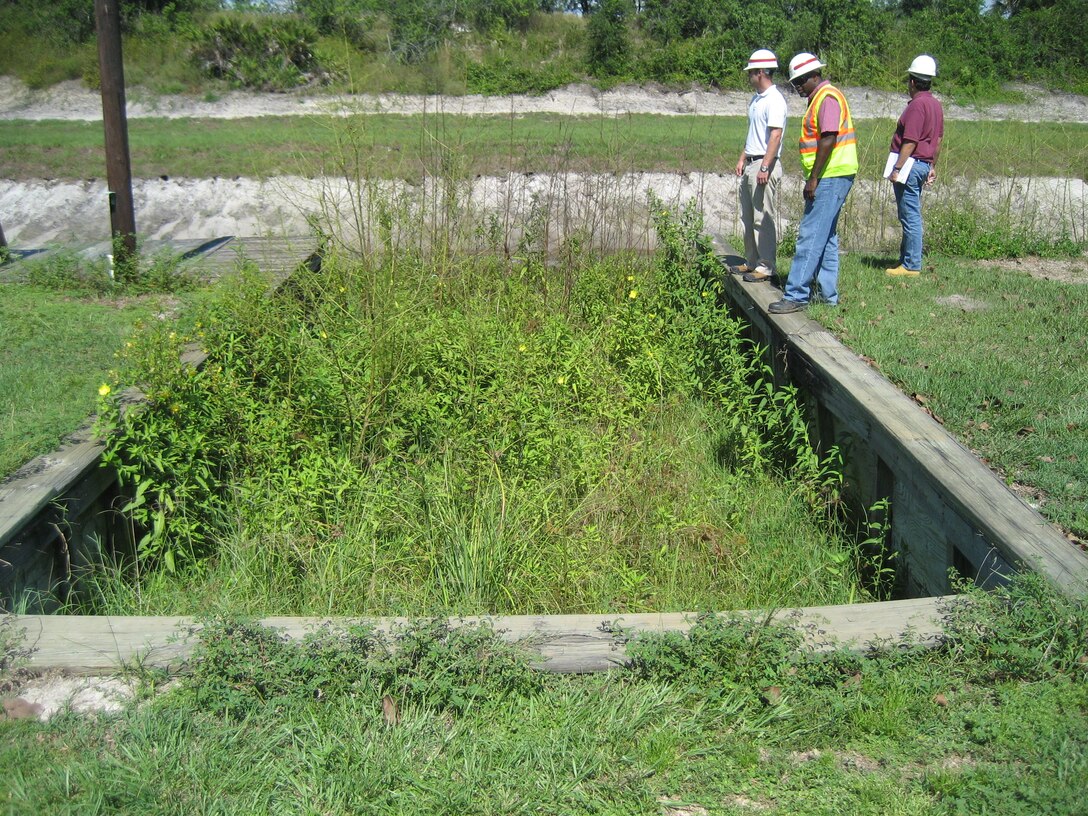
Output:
top-left (2, 77), bottom-right (1088, 123)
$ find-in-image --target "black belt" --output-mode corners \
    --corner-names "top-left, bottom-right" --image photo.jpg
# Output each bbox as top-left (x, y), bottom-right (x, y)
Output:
top-left (745, 155), bottom-right (765, 164)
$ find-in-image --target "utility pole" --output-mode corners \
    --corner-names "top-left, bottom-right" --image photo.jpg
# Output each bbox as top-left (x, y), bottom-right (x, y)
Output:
top-left (94, 0), bottom-right (136, 269)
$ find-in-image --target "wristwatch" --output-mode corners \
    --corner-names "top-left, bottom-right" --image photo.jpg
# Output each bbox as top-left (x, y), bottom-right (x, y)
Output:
top-left (760, 164), bottom-right (770, 173)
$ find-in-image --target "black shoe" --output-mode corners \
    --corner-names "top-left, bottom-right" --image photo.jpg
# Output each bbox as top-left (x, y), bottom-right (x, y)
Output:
top-left (727, 263), bottom-right (751, 275)
top-left (768, 299), bottom-right (805, 314)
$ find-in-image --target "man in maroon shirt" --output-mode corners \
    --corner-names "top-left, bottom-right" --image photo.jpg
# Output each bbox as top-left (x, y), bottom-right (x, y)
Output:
top-left (886, 55), bottom-right (944, 276)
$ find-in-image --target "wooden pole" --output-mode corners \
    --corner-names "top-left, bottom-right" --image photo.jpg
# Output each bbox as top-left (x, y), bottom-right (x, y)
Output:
top-left (94, 0), bottom-right (136, 268)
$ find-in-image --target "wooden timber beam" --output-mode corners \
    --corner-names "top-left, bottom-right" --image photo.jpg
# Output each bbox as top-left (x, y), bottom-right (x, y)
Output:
top-left (10, 596), bottom-right (951, 675)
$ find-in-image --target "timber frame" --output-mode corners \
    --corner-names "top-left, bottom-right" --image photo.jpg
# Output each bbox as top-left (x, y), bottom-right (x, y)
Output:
top-left (1, 239), bottom-right (1085, 674)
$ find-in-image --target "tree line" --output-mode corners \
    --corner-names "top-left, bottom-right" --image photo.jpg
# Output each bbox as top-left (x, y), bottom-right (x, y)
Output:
top-left (1, 0), bottom-right (1084, 95)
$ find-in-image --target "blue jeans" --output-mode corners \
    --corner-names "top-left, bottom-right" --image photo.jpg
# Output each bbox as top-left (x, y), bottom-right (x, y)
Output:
top-left (894, 160), bottom-right (930, 271)
top-left (783, 175), bottom-right (854, 306)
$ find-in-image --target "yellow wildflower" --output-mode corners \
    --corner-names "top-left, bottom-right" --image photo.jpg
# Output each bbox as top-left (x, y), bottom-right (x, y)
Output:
top-left (628, 289), bottom-right (638, 300)
top-left (518, 344), bottom-right (527, 352)
top-left (98, 383), bottom-right (111, 397)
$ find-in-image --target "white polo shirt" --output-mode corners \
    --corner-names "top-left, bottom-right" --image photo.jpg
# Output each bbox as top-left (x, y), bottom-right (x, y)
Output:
top-left (744, 84), bottom-right (787, 158)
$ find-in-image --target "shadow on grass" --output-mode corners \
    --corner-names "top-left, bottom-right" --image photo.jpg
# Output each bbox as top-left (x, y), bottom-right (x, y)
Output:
top-left (855, 254), bottom-right (899, 271)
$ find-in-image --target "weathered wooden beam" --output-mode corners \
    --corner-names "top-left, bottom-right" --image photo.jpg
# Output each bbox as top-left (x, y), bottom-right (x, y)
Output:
top-left (10, 595), bottom-right (951, 675)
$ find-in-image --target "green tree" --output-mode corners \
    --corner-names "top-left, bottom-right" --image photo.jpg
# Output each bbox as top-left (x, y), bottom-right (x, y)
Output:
top-left (587, 0), bottom-right (631, 76)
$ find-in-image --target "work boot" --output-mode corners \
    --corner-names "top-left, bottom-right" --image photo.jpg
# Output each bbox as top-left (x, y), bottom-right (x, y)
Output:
top-left (886, 264), bottom-right (921, 277)
top-left (768, 299), bottom-right (805, 314)
top-left (728, 263), bottom-right (751, 275)
top-left (742, 266), bottom-right (773, 282)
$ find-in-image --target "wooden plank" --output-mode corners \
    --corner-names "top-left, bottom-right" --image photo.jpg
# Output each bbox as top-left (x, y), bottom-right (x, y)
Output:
top-left (10, 596), bottom-right (950, 675)
top-left (0, 427), bottom-right (105, 552)
top-left (189, 236), bottom-right (316, 284)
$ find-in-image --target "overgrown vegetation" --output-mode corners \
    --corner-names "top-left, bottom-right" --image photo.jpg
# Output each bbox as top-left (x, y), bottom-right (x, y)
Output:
top-left (82, 205), bottom-right (867, 616)
top-left (3, 573), bottom-right (1087, 813)
top-left (1, 0), bottom-right (1085, 96)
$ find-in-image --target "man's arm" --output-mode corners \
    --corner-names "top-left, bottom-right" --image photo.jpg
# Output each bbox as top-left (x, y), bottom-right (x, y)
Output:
top-left (757, 127), bottom-right (783, 185)
top-left (804, 132), bottom-right (837, 200)
top-left (889, 140), bottom-right (917, 183)
top-left (926, 135), bottom-right (942, 184)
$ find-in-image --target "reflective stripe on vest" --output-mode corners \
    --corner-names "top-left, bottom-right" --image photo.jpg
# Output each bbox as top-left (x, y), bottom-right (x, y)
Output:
top-left (798, 84), bottom-right (858, 179)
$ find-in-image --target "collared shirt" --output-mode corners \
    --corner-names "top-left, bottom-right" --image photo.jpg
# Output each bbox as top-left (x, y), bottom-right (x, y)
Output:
top-left (810, 80), bottom-right (841, 134)
top-left (890, 90), bottom-right (944, 162)
top-left (744, 84), bottom-right (787, 157)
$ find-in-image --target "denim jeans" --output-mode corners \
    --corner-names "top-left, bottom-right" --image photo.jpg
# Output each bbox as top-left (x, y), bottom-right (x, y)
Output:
top-left (894, 160), bottom-right (930, 271)
top-left (783, 174), bottom-right (855, 306)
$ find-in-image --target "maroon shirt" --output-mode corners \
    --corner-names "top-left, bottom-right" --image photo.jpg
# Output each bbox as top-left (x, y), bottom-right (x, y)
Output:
top-left (890, 90), bottom-right (944, 163)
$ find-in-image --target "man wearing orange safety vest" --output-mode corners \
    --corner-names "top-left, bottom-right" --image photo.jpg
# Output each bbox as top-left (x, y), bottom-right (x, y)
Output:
top-left (767, 53), bottom-right (858, 315)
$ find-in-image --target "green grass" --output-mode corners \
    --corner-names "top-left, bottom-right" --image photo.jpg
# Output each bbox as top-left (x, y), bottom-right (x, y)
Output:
top-left (3, 574), bottom-right (1087, 815)
top-left (808, 253), bottom-right (1088, 540)
top-left (0, 115), bottom-right (1085, 182)
top-left (0, 281), bottom-right (198, 480)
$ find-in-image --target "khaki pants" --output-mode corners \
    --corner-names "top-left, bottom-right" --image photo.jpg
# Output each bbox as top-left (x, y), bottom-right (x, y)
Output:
top-left (738, 161), bottom-right (782, 272)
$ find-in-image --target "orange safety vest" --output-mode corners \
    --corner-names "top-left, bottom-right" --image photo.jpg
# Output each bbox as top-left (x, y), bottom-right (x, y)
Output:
top-left (798, 83), bottom-right (858, 179)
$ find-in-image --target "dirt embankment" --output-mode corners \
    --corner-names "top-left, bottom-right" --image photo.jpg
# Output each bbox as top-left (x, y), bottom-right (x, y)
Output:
top-left (2, 77), bottom-right (1088, 123)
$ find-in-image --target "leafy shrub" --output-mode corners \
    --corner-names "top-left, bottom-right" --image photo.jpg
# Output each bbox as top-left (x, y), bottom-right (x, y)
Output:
top-left (293, 0), bottom-right (375, 46)
top-left (192, 15), bottom-right (330, 90)
top-left (185, 617), bottom-right (541, 719)
top-left (465, 55), bottom-right (576, 94)
top-left (586, 0), bottom-right (631, 78)
top-left (385, 0), bottom-right (458, 64)
top-left (463, 0), bottom-right (538, 34)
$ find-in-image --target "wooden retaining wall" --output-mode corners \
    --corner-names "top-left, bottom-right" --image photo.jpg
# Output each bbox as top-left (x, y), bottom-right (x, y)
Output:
top-left (11, 596), bottom-right (951, 675)
top-left (708, 237), bottom-right (1088, 598)
top-left (2, 236), bottom-right (1086, 674)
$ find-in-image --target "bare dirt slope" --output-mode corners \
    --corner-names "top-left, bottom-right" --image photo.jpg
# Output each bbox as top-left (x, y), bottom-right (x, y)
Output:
top-left (2, 77), bottom-right (1088, 122)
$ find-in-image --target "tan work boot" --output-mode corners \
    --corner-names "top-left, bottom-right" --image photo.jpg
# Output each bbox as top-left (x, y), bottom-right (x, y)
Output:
top-left (886, 264), bottom-right (921, 277)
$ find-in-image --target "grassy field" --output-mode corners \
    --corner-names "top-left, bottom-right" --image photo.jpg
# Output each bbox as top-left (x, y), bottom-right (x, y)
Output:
top-left (0, 115), bottom-right (1086, 182)
top-left (2, 574), bottom-right (1087, 815)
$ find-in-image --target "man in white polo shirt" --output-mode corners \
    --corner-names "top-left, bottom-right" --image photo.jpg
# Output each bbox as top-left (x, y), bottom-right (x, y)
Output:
top-left (730, 49), bottom-right (787, 283)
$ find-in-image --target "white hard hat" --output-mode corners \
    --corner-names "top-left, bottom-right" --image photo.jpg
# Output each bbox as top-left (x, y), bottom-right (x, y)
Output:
top-left (745, 49), bottom-right (778, 72)
top-left (908, 54), bottom-right (937, 79)
top-left (788, 53), bottom-right (826, 82)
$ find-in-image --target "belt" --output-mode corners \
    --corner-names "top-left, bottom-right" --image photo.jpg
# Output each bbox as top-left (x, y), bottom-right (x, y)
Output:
top-left (745, 155), bottom-right (765, 164)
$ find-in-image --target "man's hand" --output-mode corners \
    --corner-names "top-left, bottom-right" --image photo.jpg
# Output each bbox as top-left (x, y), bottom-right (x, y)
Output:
top-left (803, 177), bottom-right (818, 201)
top-left (735, 157), bottom-right (746, 177)
top-left (757, 168), bottom-right (770, 185)
top-left (926, 167), bottom-right (937, 186)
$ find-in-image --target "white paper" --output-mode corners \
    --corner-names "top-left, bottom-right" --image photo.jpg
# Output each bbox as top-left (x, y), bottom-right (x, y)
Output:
top-left (883, 151), bottom-right (915, 180)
